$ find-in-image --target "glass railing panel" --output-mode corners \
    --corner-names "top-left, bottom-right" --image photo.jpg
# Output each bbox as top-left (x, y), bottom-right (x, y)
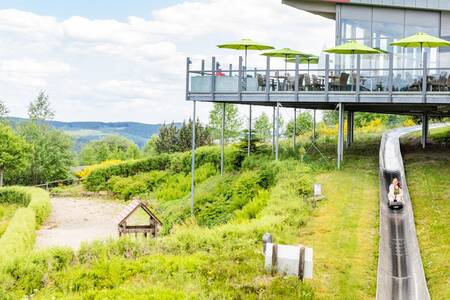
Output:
top-left (360, 68), bottom-right (389, 92)
top-left (392, 68), bottom-right (423, 92)
top-left (426, 68), bottom-right (449, 92)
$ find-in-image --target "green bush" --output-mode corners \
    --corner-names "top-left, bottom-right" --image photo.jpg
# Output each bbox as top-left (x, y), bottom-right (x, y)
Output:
top-left (0, 187), bottom-right (51, 264)
top-left (0, 188), bottom-right (31, 206)
top-left (0, 208), bottom-right (35, 262)
top-left (235, 190), bottom-right (270, 221)
top-left (84, 154), bottom-right (172, 191)
top-left (107, 171), bottom-right (168, 200)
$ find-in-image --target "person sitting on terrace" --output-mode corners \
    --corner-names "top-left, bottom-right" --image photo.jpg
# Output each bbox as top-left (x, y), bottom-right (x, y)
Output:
top-left (388, 177), bottom-right (404, 203)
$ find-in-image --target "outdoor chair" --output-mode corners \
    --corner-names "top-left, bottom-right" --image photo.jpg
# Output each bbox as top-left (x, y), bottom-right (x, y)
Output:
top-left (298, 74), bottom-right (305, 91)
top-left (257, 74), bottom-right (266, 91)
top-left (304, 74), bottom-right (312, 91)
top-left (331, 72), bottom-right (349, 91)
top-left (312, 75), bottom-right (322, 91)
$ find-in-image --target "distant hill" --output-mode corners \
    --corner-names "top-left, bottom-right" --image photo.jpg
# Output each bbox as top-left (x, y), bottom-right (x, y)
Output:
top-left (7, 117), bottom-right (179, 151)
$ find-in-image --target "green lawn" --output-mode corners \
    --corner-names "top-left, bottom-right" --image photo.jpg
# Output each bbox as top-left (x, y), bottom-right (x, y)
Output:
top-left (402, 126), bottom-right (450, 299)
top-left (299, 142), bottom-right (380, 299)
top-left (0, 204), bottom-right (19, 237)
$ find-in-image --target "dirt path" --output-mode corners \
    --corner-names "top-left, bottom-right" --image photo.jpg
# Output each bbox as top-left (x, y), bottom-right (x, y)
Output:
top-left (35, 197), bottom-right (125, 250)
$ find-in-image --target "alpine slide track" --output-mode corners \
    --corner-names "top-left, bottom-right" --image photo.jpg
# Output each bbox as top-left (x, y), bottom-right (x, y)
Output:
top-left (377, 124), bottom-right (447, 300)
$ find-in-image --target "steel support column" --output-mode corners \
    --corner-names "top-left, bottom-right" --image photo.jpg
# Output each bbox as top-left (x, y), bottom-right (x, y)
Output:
top-left (293, 108), bottom-right (297, 149)
top-left (346, 111), bottom-right (354, 149)
top-left (421, 113), bottom-right (429, 149)
top-left (313, 110), bottom-right (316, 141)
top-left (221, 102), bottom-right (225, 175)
top-left (276, 103), bottom-right (280, 161)
top-left (190, 101), bottom-right (196, 216)
top-left (248, 105), bottom-right (252, 156)
top-left (337, 103), bottom-right (344, 169)
top-left (272, 106), bottom-right (275, 156)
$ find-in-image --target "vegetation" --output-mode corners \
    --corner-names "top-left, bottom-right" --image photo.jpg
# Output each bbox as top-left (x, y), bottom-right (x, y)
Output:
top-left (0, 124), bottom-right (31, 187)
top-left (209, 103), bottom-right (242, 142)
top-left (0, 187), bottom-right (50, 263)
top-left (155, 119), bottom-right (213, 154)
top-left (0, 158), bottom-right (318, 299)
top-left (254, 112), bottom-right (272, 142)
top-left (11, 122), bottom-right (74, 185)
top-left (286, 111), bottom-right (313, 137)
top-left (402, 127), bottom-right (450, 299)
top-left (0, 100), bottom-right (8, 119)
top-left (0, 204), bottom-right (18, 237)
top-left (298, 141), bottom-right (380, 299)
top-left (79, 135), bottom-right (141, 165)
top-left (1, 92), bottom-right (74, 186)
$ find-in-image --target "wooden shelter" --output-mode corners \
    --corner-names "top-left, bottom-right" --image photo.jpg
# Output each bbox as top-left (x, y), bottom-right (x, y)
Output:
top-left (116, 200), bottom-right (162, 237)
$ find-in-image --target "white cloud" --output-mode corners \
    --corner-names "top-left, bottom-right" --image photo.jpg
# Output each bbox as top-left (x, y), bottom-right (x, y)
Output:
top-left (0, 0), bottom-right (334, 123)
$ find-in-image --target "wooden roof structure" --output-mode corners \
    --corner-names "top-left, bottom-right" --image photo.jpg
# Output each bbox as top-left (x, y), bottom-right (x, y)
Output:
top-left (116, 200), bottom-right (162, 237)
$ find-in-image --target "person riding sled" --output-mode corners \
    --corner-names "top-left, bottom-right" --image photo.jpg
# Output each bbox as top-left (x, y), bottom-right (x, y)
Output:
top-left (388, 177), bottom-right (404, 204)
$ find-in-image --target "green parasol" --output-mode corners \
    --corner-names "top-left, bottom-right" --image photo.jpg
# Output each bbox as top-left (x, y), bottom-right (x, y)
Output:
top-left (324, 40), bottom-right (381, 55)
top-left (261, 48), bottom-right (308, 75)
top-left (390, 32), bottom-right (450, 49)
top-left (286, 55), bottom-right (319, 73)
top-left (217, 38), bottom-right (274, 72)
top-left (325, 41), bottom-right (381, 91)
top-left (391, 32), bottom-right (450, 67)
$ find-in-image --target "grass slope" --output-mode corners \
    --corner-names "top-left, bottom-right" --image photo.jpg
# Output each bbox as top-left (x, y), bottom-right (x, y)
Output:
top-left (299, 144), bottom-right (380, 299)
top-left (402, 127), bottom-right (450, 299)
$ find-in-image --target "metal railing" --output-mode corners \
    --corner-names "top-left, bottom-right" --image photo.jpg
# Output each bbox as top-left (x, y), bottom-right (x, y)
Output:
top-left (186, 53), bottom-right (450, 103)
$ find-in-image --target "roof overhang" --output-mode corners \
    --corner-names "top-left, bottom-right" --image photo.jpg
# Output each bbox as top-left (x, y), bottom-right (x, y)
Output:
top-left (282, 0), bottom-right (337, 19)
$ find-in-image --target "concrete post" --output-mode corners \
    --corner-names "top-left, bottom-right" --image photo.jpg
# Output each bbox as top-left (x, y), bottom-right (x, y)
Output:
top-left (190, 101), bottom-right (197, 216)
top-left (221, 103), bottom-right (225, 175)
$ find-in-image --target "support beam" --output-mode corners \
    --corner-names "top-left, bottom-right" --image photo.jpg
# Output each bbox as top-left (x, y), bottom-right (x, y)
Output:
top-left (276, 103), bottom-right (280, 161)
top-left (346, 111), bottom-right (354, 149)
top-left (337, 103), bottom-right (344, 169)
top-left (293, 108), bottom-right (297, 149)
top-left (248, 105), bottom-right (252, 156)
top-left (221, 102), bottom-right (225, 175)
top-left (421, 113), bottom-right (429, 149)
top-left (190, 101), bottom-right (197, 216)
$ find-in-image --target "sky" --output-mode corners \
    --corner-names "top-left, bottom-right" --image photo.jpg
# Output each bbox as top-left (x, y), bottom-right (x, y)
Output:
top-left (0, 0), bottom-right (334, 124)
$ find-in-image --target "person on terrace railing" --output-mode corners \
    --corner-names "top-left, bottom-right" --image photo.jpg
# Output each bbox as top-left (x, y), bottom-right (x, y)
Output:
top-left (388, 177), bottom-right (404, 204)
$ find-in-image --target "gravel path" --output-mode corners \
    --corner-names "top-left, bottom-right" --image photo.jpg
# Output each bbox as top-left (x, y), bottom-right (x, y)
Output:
top-left (35, 197), bottom-right (125, 250)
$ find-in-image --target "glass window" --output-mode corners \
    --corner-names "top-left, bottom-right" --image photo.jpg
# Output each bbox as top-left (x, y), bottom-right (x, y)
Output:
top-left (341, 5), bottom-right (372, 40)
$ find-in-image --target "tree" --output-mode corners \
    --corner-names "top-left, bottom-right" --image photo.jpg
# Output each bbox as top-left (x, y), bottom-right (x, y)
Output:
top-left (28, 91), bottom-right (55, 121)
top-left (177, 118), bottom-right (213, 152)
top-left (254, 113), bottom-right (271, 142)
top-left (323, 110), bottom-right (338, 126)
top-left (0, 100), bottom-right (8, 118)
top-left (0, 124), bottom-right (31, 187)
top-left (209, 103), bottom-right (242, 142)
top-left (79, 135), bottom-right (141, 165)
top-left (155, 120), bottom-right (213, 154)
top-left (286, 111), bottom-right (313, 137)
top-left (155, 123), bottom-right (179, 153)
top-left (143, 135), bottom-right (159, 157)
top-left (13, 123), bottom-right (74, 185)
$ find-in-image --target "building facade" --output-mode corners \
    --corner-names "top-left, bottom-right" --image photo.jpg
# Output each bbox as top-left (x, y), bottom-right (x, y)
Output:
top-left (284, 0), bottom-right (450, 71)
